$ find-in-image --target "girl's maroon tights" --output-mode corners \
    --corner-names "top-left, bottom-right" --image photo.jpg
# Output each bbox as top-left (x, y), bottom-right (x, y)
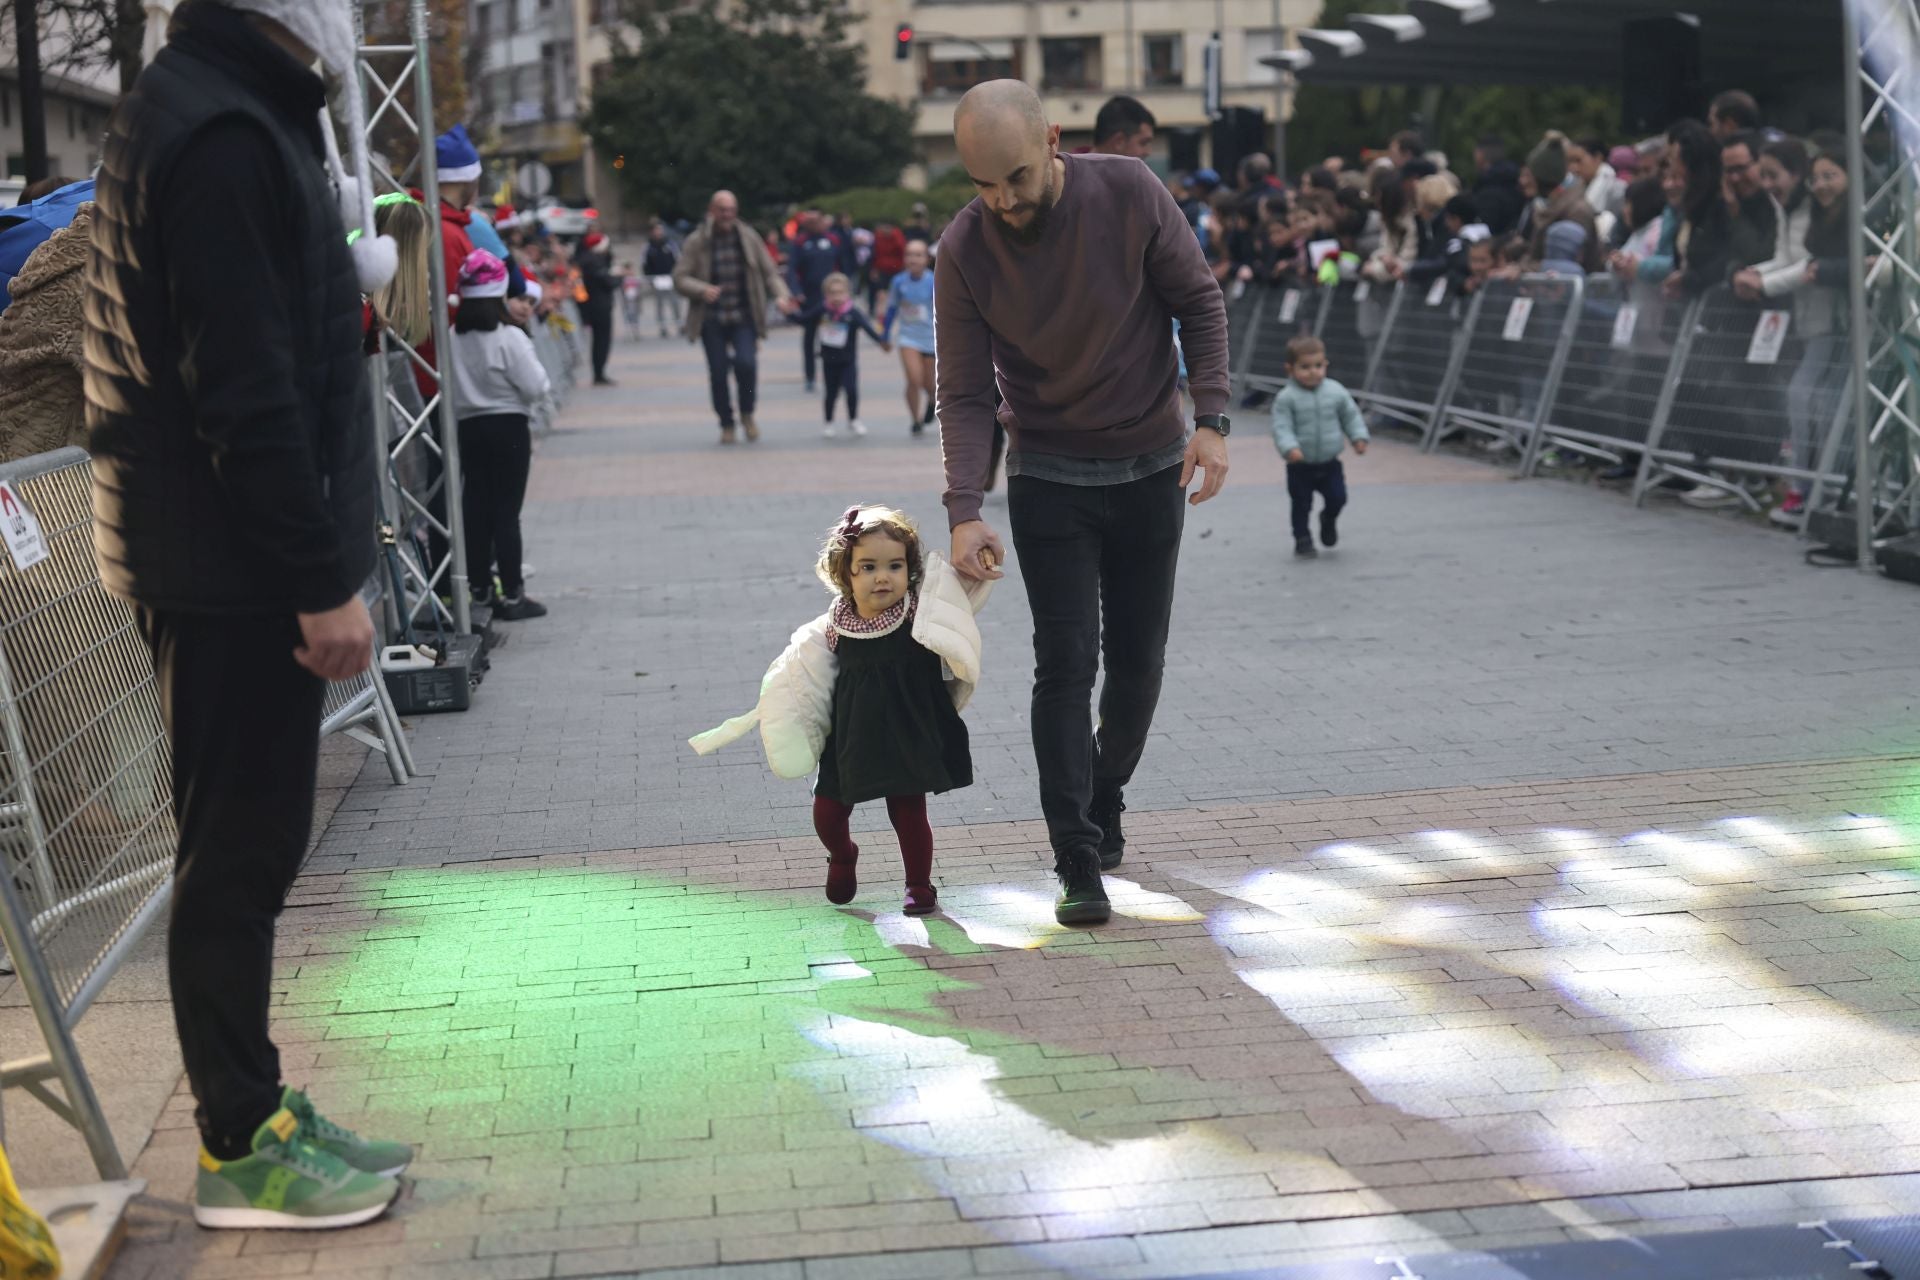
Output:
top-left (812, 793), bottom-right (936, 914)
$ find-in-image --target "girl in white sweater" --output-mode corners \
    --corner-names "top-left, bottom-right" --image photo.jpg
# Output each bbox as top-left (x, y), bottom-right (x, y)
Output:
top-left (451, 250), bottom-right (550, 620)
top-left (691, 506), bottom-right (990, 915)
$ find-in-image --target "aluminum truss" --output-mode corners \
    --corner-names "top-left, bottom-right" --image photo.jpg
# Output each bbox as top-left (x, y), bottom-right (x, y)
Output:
top-left (355, 0), bottom-right (473, 636)
top-left (1815, 0), bottom-right (1920, 565)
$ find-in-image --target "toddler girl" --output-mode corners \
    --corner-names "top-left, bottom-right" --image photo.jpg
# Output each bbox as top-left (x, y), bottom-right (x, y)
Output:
top-left (690, 506), bottom-right (990, 915)
top-left (798, 273), bottom-right (889, 438)
top-left (885, 240), bottom-right (936, 434)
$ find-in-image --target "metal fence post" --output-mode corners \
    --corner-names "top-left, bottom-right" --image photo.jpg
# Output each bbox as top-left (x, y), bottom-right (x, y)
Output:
top-left (1360, 281), bottom-right (1402, 397)
top-left (1844, 0), bottom-right (1880, 568)
top-left (408, 0), bottom-right (472, 632)
top-left (1631, 295), bottom-right (1708, 506)
top-left (1420, 290), bottom-right (1484, 453)
top-left (1231, 294), bottom-right (1266, 403)
top-left (1518, 275), bottom-right (1587, 476)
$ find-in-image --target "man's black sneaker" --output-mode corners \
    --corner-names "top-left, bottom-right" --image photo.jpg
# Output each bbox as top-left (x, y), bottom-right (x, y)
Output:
top-left (1320, 511), bottom-right (1339, 548)
top-left (1053, 847), bottom-right (1111, 925)
top-left (493, 594), bottom-right (548, 621)
top-left (1294, 537), bottom-right (1317, 558)
top-left (1090, 791), bottom-right (1126, 871)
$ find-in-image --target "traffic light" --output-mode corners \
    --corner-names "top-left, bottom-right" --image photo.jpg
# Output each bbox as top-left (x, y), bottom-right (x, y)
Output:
top-left (895, 22), bottom-right (913, 61)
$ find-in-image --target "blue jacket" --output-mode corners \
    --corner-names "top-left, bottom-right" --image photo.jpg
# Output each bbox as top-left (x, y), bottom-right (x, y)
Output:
top-left (1271, 377), bottom-right (1369, 464)
top-left (787, 233), bottom-right (848, 301)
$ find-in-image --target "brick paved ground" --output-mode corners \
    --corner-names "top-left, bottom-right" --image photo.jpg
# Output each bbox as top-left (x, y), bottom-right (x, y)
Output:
top-left (96, 327), bottom-right (1920, 1277)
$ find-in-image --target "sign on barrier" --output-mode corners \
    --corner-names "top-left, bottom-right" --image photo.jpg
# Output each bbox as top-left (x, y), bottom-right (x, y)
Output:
top-left (0, 448), bottom-right (174, 1179)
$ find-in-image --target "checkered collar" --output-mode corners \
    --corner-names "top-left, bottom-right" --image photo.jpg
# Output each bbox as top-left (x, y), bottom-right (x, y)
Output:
top-left (825, 592), bottom-right (915, 652)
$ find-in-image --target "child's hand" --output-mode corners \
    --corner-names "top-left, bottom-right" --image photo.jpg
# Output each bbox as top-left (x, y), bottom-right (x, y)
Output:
top-left (1353, 440), bottom-right (1369, 455)
top-left (1286, 448), bottom-right (1305, 463)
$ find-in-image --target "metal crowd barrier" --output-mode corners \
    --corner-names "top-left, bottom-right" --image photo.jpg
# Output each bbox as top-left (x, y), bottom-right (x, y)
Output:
top-left (529, 300), bottom-right (582, 436)
top-left (1244, 285), bottom-right (1316, 392)
top-left (1632, 285), bottom-right (1857, 510)
top-left (1223, 285), bottom-right (1264, 400)
top-left (1522, 275), bottom-right (1688, 474)
top-left (1230, 273), bottom-right (1855, 532)
top-left (1432, 274), bottom-right (1584, 458)
top-left (0, 447), bottom-right (172, 1179)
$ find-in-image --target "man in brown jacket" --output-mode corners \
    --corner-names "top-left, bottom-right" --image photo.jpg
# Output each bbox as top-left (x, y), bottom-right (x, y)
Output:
top-left (673, 189), bottom-right (796, 444)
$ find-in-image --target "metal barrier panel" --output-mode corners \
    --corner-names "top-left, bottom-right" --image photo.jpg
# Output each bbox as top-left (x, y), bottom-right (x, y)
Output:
top-left (1431, 274), bottom-right (1583, 458)
top-left (1310, 281), bottom-right (1381, 396)
top-left (1222, 285), bottom-right (1263, 400)
top-left (1363, 281), bottom-right (1470, 433)
top-left (1244, 284), bottom-right (1318, 391)
top-left (1639, 286), bottom-right (1856, 506)
top-left (0, 447), bottom-right (173, 1178)
top-left (1524, 274), bottom-right (1688, 472)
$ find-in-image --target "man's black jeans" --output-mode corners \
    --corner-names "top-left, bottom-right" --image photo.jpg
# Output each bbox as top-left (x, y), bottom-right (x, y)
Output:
top-left (699, 317), bottom-right (758, 427)
top-left (1008, 465), bottom-right (1185, 858)
top-left (138, 608), bottom-right (325, 1160)
top-left (1286, 458), bottom-right (1347, 540)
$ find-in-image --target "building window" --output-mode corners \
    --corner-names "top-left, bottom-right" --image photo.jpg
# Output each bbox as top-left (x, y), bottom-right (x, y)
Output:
top-left (1142, 34), bottom-right (1183, 88)
top-left (922, 40), bottom-right (1021, 97)
top-left (1244, 28), bottom-right (1285, 85)
top-left (1040, 37), bottom-right (1103, 93)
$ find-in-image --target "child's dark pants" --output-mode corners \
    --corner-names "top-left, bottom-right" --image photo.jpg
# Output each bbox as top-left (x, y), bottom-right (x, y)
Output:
top-left (1286, 459), bottom-right (1347, 540)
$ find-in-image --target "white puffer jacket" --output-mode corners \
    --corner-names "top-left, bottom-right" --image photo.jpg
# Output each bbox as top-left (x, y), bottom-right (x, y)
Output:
top-left (688, 553), bottom-right (991, 778)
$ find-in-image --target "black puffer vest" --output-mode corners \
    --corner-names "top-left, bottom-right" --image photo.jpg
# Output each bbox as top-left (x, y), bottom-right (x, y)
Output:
top-left (85, 4), bottom-right (374, 614)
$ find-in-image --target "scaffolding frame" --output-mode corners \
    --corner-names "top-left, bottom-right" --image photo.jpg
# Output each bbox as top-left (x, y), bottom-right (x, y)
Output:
top-left (355, 0), bottom-right (473, 636)
top-left (1818, 0), bottom-right (1920, 565)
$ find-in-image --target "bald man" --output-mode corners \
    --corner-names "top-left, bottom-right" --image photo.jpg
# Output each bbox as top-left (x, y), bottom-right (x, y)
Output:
top-left (938, 81), bottom-right (1231, 926)
top-left (674, 190), bottom-right (796, 444)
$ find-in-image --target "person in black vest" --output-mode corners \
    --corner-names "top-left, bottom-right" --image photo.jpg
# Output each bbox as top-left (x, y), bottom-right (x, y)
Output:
top-left (84, 0), bottom-right (412, 1230)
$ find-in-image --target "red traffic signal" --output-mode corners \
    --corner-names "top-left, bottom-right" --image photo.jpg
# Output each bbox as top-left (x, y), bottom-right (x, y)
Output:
top-left (895, 22), bottom-right (913, 60)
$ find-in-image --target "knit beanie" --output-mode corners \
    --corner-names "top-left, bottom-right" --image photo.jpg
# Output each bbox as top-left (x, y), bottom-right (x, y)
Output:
top-left (458, 250), bottom-right (510, 300)
top-left (1527, 140), bottom-right (1569, 193)
top-left (210, 0), bottom-right (397, 294)
top-left (436, 125), bottom-right (483, 185)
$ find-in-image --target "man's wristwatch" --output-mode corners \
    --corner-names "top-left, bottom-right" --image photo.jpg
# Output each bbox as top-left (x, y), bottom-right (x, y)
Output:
top-left (1195, 413), bottom-right (1231, 437)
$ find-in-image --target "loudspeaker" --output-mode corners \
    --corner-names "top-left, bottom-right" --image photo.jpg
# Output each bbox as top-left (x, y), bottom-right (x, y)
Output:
top-left (1167, 127), bottom-right (1205, 174)
top-left (1622, 16), bottom-right (1703, 135)
top-left (1210, 106), bottom-right (1267, 184)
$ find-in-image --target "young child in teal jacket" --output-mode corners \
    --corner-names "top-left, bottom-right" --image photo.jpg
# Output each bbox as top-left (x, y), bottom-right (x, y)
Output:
top-left (1270, 334), bottom-right (1369, 558)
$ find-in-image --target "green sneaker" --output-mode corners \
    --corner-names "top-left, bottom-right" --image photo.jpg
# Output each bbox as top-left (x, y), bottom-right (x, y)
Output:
top-left (283, 1086), bottom-right (414, 1177)
top-left (194, 1107), bottom-right (399, 1230)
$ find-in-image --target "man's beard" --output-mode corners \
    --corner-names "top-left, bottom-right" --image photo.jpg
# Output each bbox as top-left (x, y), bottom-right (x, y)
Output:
top-left (992, 162), bottom-right (1059, 246)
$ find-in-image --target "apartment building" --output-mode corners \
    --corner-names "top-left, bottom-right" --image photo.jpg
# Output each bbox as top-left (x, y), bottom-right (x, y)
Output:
top-left (571, 0), bottom-right (1316, 226)
top-left (471, 0), bottom-right (589, 201)
top-left (865, 0), bottom-right (1316, 173)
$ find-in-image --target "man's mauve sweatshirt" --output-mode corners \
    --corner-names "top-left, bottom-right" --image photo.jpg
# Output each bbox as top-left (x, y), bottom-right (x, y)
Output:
top-left (934, 152), bottom-right (1230, 527)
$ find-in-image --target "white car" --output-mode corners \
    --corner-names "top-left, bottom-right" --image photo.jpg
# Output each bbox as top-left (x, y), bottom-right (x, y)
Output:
top-left (535, 201), bottom-right (598, 238)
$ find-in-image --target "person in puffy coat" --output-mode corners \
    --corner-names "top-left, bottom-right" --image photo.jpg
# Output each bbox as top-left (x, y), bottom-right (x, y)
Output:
top-left (1270, 334), bottom-right (1369, 559)
top-left (690, 504), bottom-right (991, 916)
top-left (0, 202), bottom-right (94, 463)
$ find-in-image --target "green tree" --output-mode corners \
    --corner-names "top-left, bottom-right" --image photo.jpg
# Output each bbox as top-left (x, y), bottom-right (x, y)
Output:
top-left (587, 0), bottom-right (915, 224)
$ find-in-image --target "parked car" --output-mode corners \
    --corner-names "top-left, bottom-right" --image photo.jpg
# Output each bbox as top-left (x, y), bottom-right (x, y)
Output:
top-left (535, 201), bottom-right (599, 238)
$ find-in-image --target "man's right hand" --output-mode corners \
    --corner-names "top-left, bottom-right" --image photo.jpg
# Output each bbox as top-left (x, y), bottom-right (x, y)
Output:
top-left (295, 597), bottom-right (375, 682)
top-left (951, 520), bottom-right (1006, 582)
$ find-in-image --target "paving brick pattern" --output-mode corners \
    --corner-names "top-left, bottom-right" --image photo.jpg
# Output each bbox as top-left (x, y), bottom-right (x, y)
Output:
top-left (94, 330), bottom-right (1920, 1278)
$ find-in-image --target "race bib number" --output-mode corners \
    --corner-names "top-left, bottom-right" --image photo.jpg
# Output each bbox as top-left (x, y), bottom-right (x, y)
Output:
top-left (898, 302), bottom-right (925, 324)
top-left (1746, 310), bottom-right (1791, 365)
top-left (1611, 305), bottom-right (1639, 349)
top-left (1502, 297), bottom-right (1535, 341)
top-left (820, 323), bottom-right (850, 349)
